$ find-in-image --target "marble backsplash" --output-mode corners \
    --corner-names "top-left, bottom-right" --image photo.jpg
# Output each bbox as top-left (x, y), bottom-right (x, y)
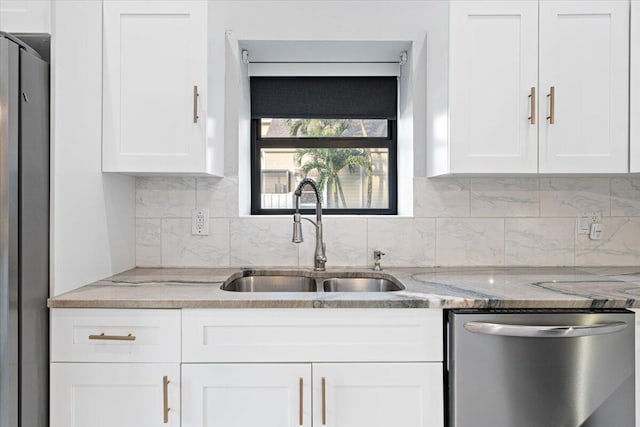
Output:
top-left (135, 176), bottom-right (640, 268)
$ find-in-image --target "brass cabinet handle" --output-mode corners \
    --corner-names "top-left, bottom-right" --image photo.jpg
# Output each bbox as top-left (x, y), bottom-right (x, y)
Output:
top-left (88, 333), bottom-right (136, 341)
top-left (546, 86), bottom-right (555, 124)
top-left (299, 378), bottom-right (303, 426)
top-left (321, 377), bottom-right (326, 425)
top-left (528, 87), bottom-right (536, 124)
top-left (193, 85), bottom-right (199, 123)
top-left (163, 376), bottom-right (170, 424)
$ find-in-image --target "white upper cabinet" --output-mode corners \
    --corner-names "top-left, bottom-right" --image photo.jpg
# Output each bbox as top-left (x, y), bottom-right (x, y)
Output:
top-left (449, 1), bottom-right (539, 174)
top-left (539, 0), bottom-right (630, 173)
top-left (103, 1), bottom-right (221, 175)
top-left (443, 0), bottom-right (630, 176)
top-left (632, 0), bottom-right (640, 173)
top-left (0, 0), bottom-right (50, 33)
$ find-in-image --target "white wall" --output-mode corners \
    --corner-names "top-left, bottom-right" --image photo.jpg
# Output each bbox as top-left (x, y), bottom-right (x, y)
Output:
top-left (51, 1), bottom-right (135, 295)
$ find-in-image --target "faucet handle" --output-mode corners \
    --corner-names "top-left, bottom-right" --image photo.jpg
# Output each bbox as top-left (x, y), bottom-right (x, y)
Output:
top-left (373, 250), bottom-right (385, 271)
top-left (321, 243), bottom-right (327, 263)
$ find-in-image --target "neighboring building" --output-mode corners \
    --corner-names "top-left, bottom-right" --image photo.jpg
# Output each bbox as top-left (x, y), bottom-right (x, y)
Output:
top-left (260, 119), bottom-right (389, 209)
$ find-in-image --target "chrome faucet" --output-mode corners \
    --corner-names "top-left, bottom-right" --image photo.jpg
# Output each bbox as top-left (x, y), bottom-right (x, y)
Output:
top-left (291, 178), bottom-right (327, 271)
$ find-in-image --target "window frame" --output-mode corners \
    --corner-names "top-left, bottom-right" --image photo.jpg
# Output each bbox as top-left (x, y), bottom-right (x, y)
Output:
top-left (250, 119), bottom-right (398, 215)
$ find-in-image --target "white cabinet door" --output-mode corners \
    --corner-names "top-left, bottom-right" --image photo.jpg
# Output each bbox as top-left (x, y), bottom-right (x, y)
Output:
top-left (313, 363), bottom-right (443, 427)
top-left (51, 363), bottom-right (180, 427)
top-left (449, 0), bottom-right (538, 174)
top-left (539, 0), bottom-right (629, 173)
top-left (182, 364), bottom-right (312, 427)
top-left (632, 1), bottom-right (640, 173)
top-left (0, 0), bottom-right (50, 33)
top-left (102, 1), bottom-right (208, 174)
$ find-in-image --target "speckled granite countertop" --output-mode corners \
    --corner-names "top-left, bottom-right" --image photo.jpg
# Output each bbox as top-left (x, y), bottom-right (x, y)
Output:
top-left (47, 266), bottom-right (640, 309)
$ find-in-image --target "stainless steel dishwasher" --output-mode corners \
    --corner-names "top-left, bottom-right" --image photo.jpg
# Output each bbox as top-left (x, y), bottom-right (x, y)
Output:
top-left (448, 310), bottom-right (635, 427)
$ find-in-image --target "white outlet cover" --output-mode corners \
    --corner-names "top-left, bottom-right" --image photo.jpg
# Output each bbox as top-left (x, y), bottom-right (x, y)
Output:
top-left (191, 209), bottom-right (210, 236)
top-left (577, 212), bottom-right (602, 235)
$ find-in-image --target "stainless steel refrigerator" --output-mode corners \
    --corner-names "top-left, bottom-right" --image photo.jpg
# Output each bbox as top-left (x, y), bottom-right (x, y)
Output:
top-left (0, 32), bottom-right (50, 427)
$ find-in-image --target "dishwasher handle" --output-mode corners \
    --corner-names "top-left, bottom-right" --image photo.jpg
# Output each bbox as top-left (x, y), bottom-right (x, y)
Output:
top-left (463, 320), bottom-right (627, 338)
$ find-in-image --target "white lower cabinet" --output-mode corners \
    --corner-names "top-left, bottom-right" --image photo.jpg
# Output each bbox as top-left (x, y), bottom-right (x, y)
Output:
top-left (51, 308), bottom-right (444, 427)
top-left (50, 309), bottom-right (182, 427)
top-left (181, 309), bottom-right (444, 427)
top-left (182, 364), bottom-right (312, 427)
top-left (50, 363), bottom-right (180, 427)
top-left (313, 363), bottom-right (443, 427)
top-left (182, 362), bottom-right (442, 427)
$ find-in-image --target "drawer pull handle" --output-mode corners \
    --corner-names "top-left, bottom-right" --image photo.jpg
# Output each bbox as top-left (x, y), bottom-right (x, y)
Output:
top-left (299, 378), bottom-right (304, 426)
top-left (322, 377), bottom-right (326, 425)
top-left (88, 333), bottom-right (136, 341)
top-left (163, 376), bottom-right (170, 423)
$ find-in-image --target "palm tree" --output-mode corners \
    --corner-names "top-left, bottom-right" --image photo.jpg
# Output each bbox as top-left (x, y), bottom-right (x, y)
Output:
top-left (287, 119), bottom-right (374, 208)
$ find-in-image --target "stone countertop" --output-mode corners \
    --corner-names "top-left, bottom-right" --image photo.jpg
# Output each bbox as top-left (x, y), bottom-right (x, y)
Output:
top-left (47, 266), bottom-right (640, 309)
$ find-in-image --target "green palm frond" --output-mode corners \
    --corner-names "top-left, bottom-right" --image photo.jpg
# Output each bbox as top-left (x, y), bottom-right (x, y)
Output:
top-left (285, 119), bottom-right (377, 208)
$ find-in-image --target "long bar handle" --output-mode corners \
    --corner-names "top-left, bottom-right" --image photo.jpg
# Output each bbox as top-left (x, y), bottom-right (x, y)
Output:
top-left (88, 333), bottom-right (136, 341)
top-left (546, 86), bottom-right (555, 124)
top-left (299, 378), bottom-right (304, 426)
top-left (193, 85), bottom-right (199, 123)
top-left (464, 321), bottom-right (627, 338)
top-left (163, 376), bottom-right (170, 424)
top-left (321, 377), bottom-right (327, 425)
top-left (528, 87), bottom-right (536, 124)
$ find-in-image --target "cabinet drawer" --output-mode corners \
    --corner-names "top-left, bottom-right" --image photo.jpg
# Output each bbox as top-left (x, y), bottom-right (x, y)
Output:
top-left (51, 309), bottom-right (181, 363)
top-left (182, 309), bottom-right (443, 363)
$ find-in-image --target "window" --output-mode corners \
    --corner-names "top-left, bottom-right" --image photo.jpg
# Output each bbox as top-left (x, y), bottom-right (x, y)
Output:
top-left (251, 77), bottom-right (398, 215)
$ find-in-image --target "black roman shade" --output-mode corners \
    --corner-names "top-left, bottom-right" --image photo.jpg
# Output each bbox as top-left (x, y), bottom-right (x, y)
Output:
top-left (250, 76), bottom-right (397, 119)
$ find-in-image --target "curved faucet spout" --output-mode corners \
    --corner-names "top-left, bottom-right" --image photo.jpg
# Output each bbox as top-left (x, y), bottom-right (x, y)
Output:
top-left (291, 178), bottom-right (327, 271)
top-left (294, 178), bottom-right (322, 201)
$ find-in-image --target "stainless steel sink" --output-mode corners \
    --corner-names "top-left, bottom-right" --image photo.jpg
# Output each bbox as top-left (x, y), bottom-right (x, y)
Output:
top-left (221, 275), bottom-right (317, 292)
top-left (322, 277), bottom-right (405, 292)
top-left (221, 271), bottom-right (405, 293)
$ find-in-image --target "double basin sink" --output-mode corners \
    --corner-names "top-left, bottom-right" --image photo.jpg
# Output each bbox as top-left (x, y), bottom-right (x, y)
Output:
top-left (221, 271), bottom-right (405, 293)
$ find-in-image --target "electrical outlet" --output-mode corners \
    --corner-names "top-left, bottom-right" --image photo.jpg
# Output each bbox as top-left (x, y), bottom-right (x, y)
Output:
top-left (576, 212), bottom-right (602, 235)
top-left (589, 223), bottom-right (604, 240)
top-left (191, 209), bottom-right (209, 235)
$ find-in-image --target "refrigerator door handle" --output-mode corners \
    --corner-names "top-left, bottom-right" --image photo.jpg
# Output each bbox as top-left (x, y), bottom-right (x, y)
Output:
top-left (463, 320), bottom-right (627, 338)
